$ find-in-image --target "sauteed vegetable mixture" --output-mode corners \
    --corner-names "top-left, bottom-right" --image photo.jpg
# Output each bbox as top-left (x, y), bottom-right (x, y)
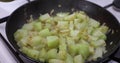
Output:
top-left (14, 11), bottom-right (108, 63)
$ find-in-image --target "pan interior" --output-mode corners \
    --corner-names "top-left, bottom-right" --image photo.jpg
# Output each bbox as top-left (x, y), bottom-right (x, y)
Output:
top-left (6, 0), bottom-right (120, 63)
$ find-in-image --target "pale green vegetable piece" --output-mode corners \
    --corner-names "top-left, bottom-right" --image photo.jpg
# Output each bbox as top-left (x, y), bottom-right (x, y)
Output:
top-left (89, 46), bottom-right (95, 54)
top-left (46, 36), bottom-right (59, 48)
top-left (49, 59), bottom-right (65, 63)
top-left (92, 29), bottom-right (106, 40)
top-left (77, 43), bottom-right (90, 59)
top-left (53, 16), bottom-right (64, 21)
top-left (39, 48), bottom-right (47, 62)
top-left (74, 19), bottom-right (80, 25)
top-left (80, 39), bottom-right (89, 45)
top-left (20, 47), bottom-right (29, 54)
top-left (64, 13), bottom-right (76, 21)
top-left (19, 37), bottom-right (29, 47)
top-left (28, 49), bottom-right (39, 59)
top-left (39, 58), bottom-right (45, 62)
top-left (33, 44), bottom-right (45, 50)
top-left (92, 47), bottom-right (104, 60)
top-left (46, 17), bottom-right (53, 23)
top-left (57, 21), bottom-right (69, 29)
top-left (89, 19), bottom-right (100, 28)
top-left (59, 44), bottom-right (67, 51)
top-left (44, 23), bottom-right (52, 29)
top-left (22, 23), bottom-right (34, 30)
top-left (74, 55), bottom-right (84, 63)
top-left (39, 13), bottom-right (50, 21)
top-left (21, 47), bottom-right (39, 59)
top-left (59, 37), bottom-right (67, 51)
top-left (74, 23), bottom-right (82, 30)
top-left (70, 30), bottom-right (79, 37)
top-left (100, 34), bottom-right (106, 40)
top-left (76, 12), bottom-right (88, 22)
top-left (39, 28), bottom-right (51, 37)
top-left (57, 50), bottom-right (67, 60)
top-left (90, 40), bottom-right (106, 47)
top-left (31, 36), bottom-right (42, 46)
top-left (68, 45), bottom-right (78, 56)
top-left (14, 29), bottom-right (28, 41)
top-left (57, 13), bottom-right (69, 17)
top-left (74, 18), bottom-right (88, 30)
top-left (78, 23), bottom-right (88, 31)
top-left (66, 37), bottom-right (75, 45)
top-left (59, 37), bottom-right (66, 45)
top-left (65, 54), bottom-right (73, 63)
top-left (46, 49), bottom-right (58, 59)
top-left (99, 25), bottom-right (109, 33)
top-left (69, 21), bottom-right (74, 30)
top-left (33, 22), bottom-right (42, 31)
top-left (88, 35), bottom-right (98, 41)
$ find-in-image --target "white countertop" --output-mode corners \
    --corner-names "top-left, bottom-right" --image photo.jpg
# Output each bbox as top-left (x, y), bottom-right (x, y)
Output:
top-left (0, 0), bottom-right (28, 63)
top-left (0, 0), bottom-right (120, 63)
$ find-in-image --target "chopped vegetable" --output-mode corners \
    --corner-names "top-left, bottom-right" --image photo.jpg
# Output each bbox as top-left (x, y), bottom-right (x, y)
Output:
top-left (46, 49), bottom-right (58, 60)
top-left (39, 13), bottom-right (50, 21)
top-left (65, 54), bottom-right (73, 63)
top-left (49, 59), bottom-right (65, 63)
top-left (33, 22), bottom-right (42, 31)
top-left (46, 36), bottom-right (59, 48)
top-left (74, 55), bottom-right (84, 63)
top-left (39, 28), bottom-right (51, 37)
top-left (14, 11), bottom-right (108, 63)
top-left (77, 43), bottom-right (90, 59)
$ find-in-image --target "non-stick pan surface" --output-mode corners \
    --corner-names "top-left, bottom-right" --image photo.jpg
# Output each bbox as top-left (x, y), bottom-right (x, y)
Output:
top-left (6, 0), bottom-right (120, 63)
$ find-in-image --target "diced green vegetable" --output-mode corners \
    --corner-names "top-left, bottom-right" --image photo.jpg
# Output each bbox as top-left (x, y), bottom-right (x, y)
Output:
top-left (74, 55), bottom-right (84, 63)
top-left (22, 23), bottom-right (34, 30)
top-left (59, 44), bottom-right (67, 51)
top-left (92, 29), bottom-right (106, 40)
top-left (90, 40), bottom-right (106, 47)
top-left (14, 11), bottom-right (108, 63)
top-left (14, 29), bottom-right (28, 41)
top-left (76, 12), bottom-right (88, 22)
top-left (65, 54), bottom-right (73, 63)
top-left (64, 13), bottom-right (76, 21)
top-left (92, 47), bottom-right (104, 60)
top-left (39, 48), bottom-right (47, 62)
top-left (69, 21), bottom-right (74, 30)
top-left (46, 36), bottom-right (59, 48)
top-left (57, 13), bottom-right (69, 17)
top-left (49, 59), bottom-right (65, 63)
top-left (89, 19), bottom-right (100, 28)
top-left (27, 49), bottom-right (39, 60)
top-left (77, 43), bottom-right (90, 59)
top-left (68, 45), bottom-right (78, 56)
top-left (33, 22), bottom-right (42, 31)
top-left (99, 25), bottom-right (109, 33)
top-left (31, 36), bottom-right (42, 46)
top-left (39, 13), bottom-right (50, 21)
top-left (39, 28), bottom-right (51, 37)
top-left (46, 49), bottom-right (58, 59)
top-left (57, 50), bottom-right (67, 60)
top-left (70, 30), bottom-right (79, 37)
top-left (57, 21), bottom-right (69, 29)
top-left (66, 37), bottom-right (75, 45)
top-left (19, 37), bottom-right (28, 46)
top-left (20, 47), bottom-right (29, 54)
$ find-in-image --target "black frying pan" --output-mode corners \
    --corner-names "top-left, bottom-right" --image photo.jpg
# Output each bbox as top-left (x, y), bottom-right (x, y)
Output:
top-left (5, 0), bottom-right (120, 63)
